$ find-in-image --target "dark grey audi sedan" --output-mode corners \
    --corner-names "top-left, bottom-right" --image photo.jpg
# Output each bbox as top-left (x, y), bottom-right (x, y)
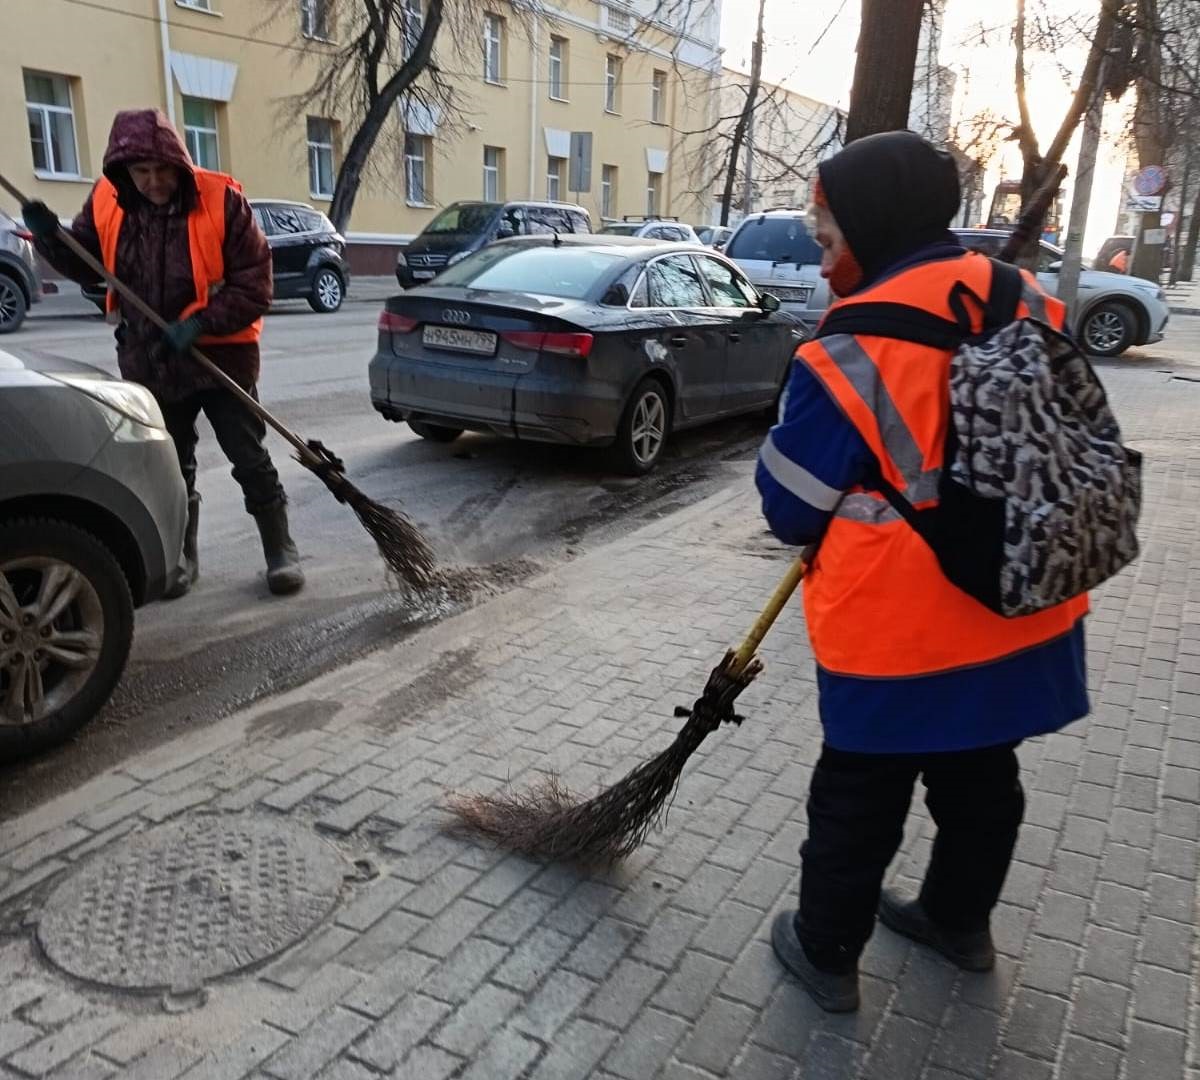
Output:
top-left (369, 235), bottom-right (801, 473)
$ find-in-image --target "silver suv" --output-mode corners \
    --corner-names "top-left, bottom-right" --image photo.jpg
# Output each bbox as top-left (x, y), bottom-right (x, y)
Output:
top-left (0, 211), bottom-right (43, 334)
top-left (725, 211), bottom-right (1171, 357)
top-left (599, 217), bottom-right (701, 243)
top-left (0, 350), bottom-right (186, 759)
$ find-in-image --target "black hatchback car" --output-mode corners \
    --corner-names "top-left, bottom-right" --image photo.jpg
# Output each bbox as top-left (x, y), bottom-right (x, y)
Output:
top-left (83, 199), bottom-right (351, 314)
top-left (370, 236), bottom-right (799, 474)
top-left (251, 200), bottom-right (350, 312)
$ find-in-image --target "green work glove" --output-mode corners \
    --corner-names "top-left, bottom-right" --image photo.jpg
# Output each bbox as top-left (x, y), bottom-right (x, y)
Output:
top-left (161, 315), bottom-right (203, 354)
top-left (22, 201), bottom-right (61, 242)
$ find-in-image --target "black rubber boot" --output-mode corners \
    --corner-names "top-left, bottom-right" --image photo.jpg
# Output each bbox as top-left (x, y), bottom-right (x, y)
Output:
top-left (878, 889), bottom-right (996, 971)
top-left (771, 910), bottom-right (860, 1012)
top-left (253, 502), bottom-right (304, 596)
top-left (163, 493), bottom-right (200, 600)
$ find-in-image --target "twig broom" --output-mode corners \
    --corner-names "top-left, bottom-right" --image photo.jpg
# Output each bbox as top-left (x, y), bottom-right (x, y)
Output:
top-left (446, 552), bottom-right (810, 863)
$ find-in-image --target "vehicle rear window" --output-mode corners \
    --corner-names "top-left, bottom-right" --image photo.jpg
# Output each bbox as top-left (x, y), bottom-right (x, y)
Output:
top-left (424, 203), bottom-right (501, 235)
top-left (726, 216), bottom-right (821, 264)
top-left (435, 245), bottom-right (625, 298)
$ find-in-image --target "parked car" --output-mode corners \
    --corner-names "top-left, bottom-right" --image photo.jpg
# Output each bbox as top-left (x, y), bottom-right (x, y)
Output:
top-left (397, 201), bottom-right (592, 288)
top-left (0, 210), bottom-right (44, 334)
top-left (954, 229), bottom-right (1170, 357)
top-left (82, 199), bottom-right (350, 315)
top-left (0, 348), bottom-right (186, 759)
top-left (251, 199), bottom-right (350, 312)
top-left (370, 235), bottom-right (798, 475)
top-left (695, 225), bottom-right (733, 251)
top-left (599, 216), bottom-right (701, 244)
top-left (724, 211), bottom-right (1170, 357)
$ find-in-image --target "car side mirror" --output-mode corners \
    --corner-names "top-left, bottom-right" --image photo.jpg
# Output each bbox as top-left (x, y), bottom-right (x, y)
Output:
top-left (759, 292), bottom-right (781, 313)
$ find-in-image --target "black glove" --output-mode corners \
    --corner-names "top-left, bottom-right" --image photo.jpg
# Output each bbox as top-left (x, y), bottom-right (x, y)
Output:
top-left (22, 201), bottom-right (61, 243)
top-left (161, 316), bottom-right (203, 354)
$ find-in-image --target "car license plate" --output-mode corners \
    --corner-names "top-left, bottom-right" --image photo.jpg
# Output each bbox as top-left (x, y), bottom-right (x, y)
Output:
top-left (422, 325), bottom-right (497, 355)
top-left (771, 286), bottom-right (813, 303)
top-left (412, 270), bottom-right (436, 280)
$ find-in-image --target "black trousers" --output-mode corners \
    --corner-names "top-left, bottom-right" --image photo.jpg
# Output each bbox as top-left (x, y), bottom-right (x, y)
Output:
top-left (796, 742), bottom-right (1025, 971)
top-left (162, 388), bottom-right (285, 514)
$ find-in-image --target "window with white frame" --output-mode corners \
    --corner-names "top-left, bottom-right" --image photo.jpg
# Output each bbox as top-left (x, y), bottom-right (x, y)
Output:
top-left (402, 0), bottom-right (423, 58)
top-left (300, 0), bottom-right (331, 39)
top-left (307, 117), bottom-right (336, 198)
top-left (25, 71), bottom-right (81, 178)
top-left (548, 36), bottom-right (568, 100)
top-left (604, 54), bottom-right (621, 112)
top-left (483, 146), bottom-right (502, 201)
top-left (483, 13), bottom-right (504, 83)
top-left (177, 0), bottom-right (213, 10)
top-left (601, 164), bottom-right (617, 220)
top-left (546, 155), bottom-right (565, 201)
top-left (651, 69), bottom-right (666, 124)
top-left (405, 133), bottom-right (430, 204)
top-left (182, 96), bottom-right (220, 170)
top-left (646, 171), bottom-right (661, 216)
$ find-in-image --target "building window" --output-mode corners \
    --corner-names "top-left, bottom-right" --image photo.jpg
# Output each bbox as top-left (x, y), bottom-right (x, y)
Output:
top-left (300, 0), bottom-right (331, 40)
top-left (604, 54), bottom-right (621, 112)
top-left (307, 117), bottom-right (336, 198)
top-left (24, 71), bottom-right (80, 178)
top-left (647, 172), bottom-right (661, 216)
top-left (548, 36), bottom-right (568, 100)
top-left (405, 134), bottom-right (430, 204)
top-left (483, 146), bottom-right (503, 201)
top-left (182, 97), bottom-right (220, 170)
top-left (177, 0), bottom-right (213, 9)
top-left (402, 0), bottom-right (423, 58)
top-left (651, 70), bottom-right (666, 124)
top-left (547, 155), bottom-right (565, 201)
top-left (601, 164), bottom-right (617, 219)
top-left (483, 13), bottom-right (504, 84)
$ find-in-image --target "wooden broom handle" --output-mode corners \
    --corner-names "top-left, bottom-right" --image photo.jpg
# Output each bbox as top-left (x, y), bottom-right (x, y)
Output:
top-left (0, 172), bottom-right (321, 468)
top-left (729, 547), bottom-right (811, 673)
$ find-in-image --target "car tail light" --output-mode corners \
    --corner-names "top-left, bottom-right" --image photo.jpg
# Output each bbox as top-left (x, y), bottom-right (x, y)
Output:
top-left (500, 330), bottom-right (594, 359)
top-left (378, 311), bottom-right (418, 333)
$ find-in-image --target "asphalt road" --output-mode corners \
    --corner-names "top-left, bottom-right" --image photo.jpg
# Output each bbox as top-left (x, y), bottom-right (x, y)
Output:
top-left (1, 287), bottom-right (771, 816)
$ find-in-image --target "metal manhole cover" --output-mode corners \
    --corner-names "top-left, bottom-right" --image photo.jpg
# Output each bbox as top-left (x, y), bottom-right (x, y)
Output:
top-left (37, 814), bottom-right (345, 991)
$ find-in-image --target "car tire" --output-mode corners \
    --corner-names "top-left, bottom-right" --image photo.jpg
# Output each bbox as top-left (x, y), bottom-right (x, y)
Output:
top-left (0, 274), bottom-right (28, 334)
top-left (307, 267), bottom-right (345, 313)
top-left (408, 419), bottom-right (463, 443)
top-left (0, 518), bottom-right (134, 760)
top-left (1080, 301), bottom-right (1136, 357)
top-left (611, 377), bottom-right (671, 476)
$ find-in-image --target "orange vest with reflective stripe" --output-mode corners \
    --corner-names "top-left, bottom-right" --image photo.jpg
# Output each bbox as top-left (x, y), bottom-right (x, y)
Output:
top-left (799, 252), bottom-right (1088, 678)
top-left (91, 169), bottom-right (262, 346)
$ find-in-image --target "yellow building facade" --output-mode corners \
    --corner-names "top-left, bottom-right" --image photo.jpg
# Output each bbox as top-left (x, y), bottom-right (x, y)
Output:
top-left (3, 0), bottom-right (723, 268)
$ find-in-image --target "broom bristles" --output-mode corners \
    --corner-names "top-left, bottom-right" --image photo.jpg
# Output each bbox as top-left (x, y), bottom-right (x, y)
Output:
top-left (337, 477), bottom-right (438, 590)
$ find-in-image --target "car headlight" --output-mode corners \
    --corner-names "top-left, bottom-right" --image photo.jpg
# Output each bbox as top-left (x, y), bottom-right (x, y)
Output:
top-left (396, 252), bottom-right (408, 267)
top-left (55, 376), bottom-right (165, 430)
top-left (447, 251), bottom-right (470, 266)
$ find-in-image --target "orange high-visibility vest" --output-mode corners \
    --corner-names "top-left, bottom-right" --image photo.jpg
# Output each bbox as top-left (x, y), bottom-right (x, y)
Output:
top-left (798, 252), bottom-right (1088, 678)
top-left (91, 168), bottom-right (262, 346)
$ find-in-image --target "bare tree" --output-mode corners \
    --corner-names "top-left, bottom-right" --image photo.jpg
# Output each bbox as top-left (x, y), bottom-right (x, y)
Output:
top-left (845, 0), bottom-right (925, 142)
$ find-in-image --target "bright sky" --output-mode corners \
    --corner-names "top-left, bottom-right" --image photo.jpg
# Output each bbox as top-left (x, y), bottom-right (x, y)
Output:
top-left (718, 0), bottom-right (1133, 254)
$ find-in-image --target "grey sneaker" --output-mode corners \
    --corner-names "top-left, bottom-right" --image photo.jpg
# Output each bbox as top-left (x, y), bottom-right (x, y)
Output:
top-left (770, 910), bottom-right (860, 1013)
top-left (878, 889), bottom-right (995, 971)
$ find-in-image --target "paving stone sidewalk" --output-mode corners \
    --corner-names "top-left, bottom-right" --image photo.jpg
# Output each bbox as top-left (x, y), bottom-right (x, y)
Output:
top-left (0, 352), bottom-right (1197, 1080)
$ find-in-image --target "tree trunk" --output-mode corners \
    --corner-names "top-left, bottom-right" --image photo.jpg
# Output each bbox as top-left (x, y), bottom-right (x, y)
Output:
top-left (328, 99), bottom-right (395, 234)
top-left (845, 0), bottom-right (925, 143)
top-left (1180, 185), bottom-right (1200, 280)
top-left (719, 0), bottom-right (767, 226)
top-left (1129, 0), bottom-right (1167, 282)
